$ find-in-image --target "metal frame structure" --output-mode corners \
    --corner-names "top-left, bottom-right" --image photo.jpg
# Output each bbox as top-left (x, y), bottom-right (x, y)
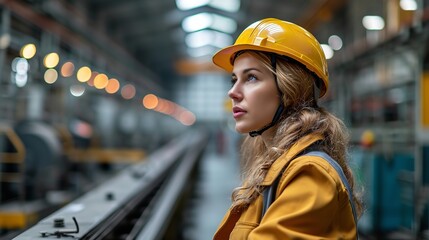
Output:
top-left (12, 130), bottom-right (208, 240)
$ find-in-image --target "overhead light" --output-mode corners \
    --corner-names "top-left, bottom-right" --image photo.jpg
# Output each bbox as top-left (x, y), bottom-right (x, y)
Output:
top-left (93, 73), bottom-right (109, 89)
top-left (182, 13), bottom-right (237, 33)
top-left (209, 0), bottom-right (240, 12)
top-left (362, 15), bottom-right (385, 30)
top-left (43, 52), bottom-right (60, 68)
top-left (20, 43), bottom-right (36, 59)
top-left (105, 78), bottom-right (120, 94)
top-left (61, 61), bottom-right (75, 77)
top-left (176, 0), bottom-right (209, 10)
top-left (121, 84), bottom-right (136, 100)
top-left (44, 69), bottom-right (58, 84)
top-left (143, 94), bottom-right (159, 109)
top-left (321, 44), bottom-right (334, 59)
top-left (176, 0), bottom-right (240, 12)
top-left (182, 13), bottom-right (212, 32)
top-left (328, 35), bottom-right (343, 51)
top-left (400, 0), bottom-right (417, 11)
top-left (70, 85), bottom-right (85, 97)
top-left (211, 14), bottom-right (237, 33)
top-left (12, 57), bottom-right (29, 74)
top-left (77, 66), bottom-right (92, 82)
top-left (0, 34), bottom-right (11, 49)
top-left (185, 30), bottom-right (233, 49)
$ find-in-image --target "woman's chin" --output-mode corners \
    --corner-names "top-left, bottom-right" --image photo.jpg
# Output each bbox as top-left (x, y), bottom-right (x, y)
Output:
top-left (234, 125), bottom-right (246, 134)
top-left (235, 124), bottom-right (254, 134)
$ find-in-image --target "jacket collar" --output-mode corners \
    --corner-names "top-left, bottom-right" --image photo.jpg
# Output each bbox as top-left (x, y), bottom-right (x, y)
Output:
top-left (261, 133), bottom-right (323, 186)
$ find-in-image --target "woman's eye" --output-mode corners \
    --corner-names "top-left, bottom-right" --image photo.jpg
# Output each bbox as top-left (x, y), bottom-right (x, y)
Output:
top-left (230, 78), bottom-right (237, 86)
top-left (248, 74), bottom-right (257, 81)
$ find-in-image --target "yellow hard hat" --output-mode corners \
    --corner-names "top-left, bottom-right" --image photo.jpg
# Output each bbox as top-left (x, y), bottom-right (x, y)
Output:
top-left (212, 18), bottom-right (329, 97)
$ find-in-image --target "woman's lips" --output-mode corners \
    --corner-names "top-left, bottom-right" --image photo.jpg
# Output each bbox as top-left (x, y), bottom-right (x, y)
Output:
top-left (232, 107), bottom-right (246, 118)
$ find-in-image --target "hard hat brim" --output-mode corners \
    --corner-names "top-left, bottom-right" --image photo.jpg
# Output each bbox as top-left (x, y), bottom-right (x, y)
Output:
top-left (213, 44), bottom-right (285, 73)
top-left (212, 44), bottom-right (328, 97)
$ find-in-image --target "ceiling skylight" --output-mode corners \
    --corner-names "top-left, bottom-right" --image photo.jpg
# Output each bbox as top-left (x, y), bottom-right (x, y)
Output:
top-left (176, 0), bottom-right (240, 12)
top-left (185, 30), bottom-right (233, 49)
top-left (209, 0), bottom-right (240, 12)
top-left (400, 0), bottom-right (417, 11)
top-left (182, 13), bottom-right (237, 33)
top-left (176, 0), bottom-right (209, 11)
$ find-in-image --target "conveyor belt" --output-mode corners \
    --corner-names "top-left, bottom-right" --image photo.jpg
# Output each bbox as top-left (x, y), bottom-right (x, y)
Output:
top-left (12, 130), bottom-right (208, 240)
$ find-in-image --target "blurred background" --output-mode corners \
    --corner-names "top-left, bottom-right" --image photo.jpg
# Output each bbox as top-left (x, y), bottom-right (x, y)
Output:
top-left (0, 0), bottom-right (428, 239)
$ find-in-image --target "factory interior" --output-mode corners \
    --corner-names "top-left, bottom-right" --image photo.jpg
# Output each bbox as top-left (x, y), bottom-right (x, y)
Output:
top-left (0, 0), bottom-right (429, 239)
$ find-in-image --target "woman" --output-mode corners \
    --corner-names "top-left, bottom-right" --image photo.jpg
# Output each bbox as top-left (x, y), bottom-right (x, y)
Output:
top-left (212, 18), bottom-right (363, 239)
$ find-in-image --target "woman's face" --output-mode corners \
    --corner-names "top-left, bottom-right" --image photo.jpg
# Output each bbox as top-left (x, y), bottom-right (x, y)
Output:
top-left (229, 52), bottom-right (280, 134)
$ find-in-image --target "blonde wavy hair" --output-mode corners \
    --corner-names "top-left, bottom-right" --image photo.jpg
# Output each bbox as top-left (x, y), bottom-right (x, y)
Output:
top-left (230, 51), bottom-right (363, 216)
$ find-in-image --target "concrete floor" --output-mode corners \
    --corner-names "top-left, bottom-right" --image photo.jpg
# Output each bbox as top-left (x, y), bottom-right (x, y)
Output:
top-left (182, 133), bottom-right (241, 240)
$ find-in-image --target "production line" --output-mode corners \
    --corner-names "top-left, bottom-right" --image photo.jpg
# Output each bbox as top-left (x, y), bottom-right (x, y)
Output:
top-left (11, 130), bottom-right (208, 240)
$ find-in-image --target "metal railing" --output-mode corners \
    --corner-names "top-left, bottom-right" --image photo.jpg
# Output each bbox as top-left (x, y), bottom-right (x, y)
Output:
top-left (12, 129), bottom-right (208, 240)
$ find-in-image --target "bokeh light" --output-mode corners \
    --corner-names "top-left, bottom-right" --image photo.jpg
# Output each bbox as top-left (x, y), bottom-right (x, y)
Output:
top-left (121, 84), bottom-right (136, 99)
top-left (70, 84), bottom-right (86, 97)
top-left (105, 78), bottom-right (120, 94)
top-left (93, 73), bottom-right (109, 89)
top-left (77, 66), bottom-right (92, 82)
top-left (143, 94), bottom-right (159, 109)
top-left (43, 52), bottom-right (60, 68)
top-left (61, 62), bottom-right (75, 77)
top-left (44, 69), bottom-right (58, 84)
top-left (20, 43), bottom-right (36, 59)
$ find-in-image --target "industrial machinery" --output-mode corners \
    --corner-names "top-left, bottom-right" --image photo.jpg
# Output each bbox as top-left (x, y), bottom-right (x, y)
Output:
top-left (11, 130), bottom-right (208, 240)
top-left (324, 21), bottom-right (429, 238)
top-left (0, 119), bottom-right (149, 235)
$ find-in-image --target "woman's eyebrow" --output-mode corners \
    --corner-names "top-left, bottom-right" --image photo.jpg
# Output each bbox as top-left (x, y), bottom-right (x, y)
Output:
top-left (232, 67), bottom-right (263, 76)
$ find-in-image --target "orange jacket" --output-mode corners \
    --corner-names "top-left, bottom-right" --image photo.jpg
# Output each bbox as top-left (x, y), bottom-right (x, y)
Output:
top-left (213, 134), bottom-right (357, 240)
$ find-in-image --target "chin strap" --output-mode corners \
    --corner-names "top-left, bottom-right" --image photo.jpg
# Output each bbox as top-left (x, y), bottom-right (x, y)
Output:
top-left (249, 104), bottom-right (284, 137)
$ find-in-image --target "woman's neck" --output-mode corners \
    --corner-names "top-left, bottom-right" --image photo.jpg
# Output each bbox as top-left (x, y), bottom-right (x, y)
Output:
top-left (260, 127), bottom-right (276, 148)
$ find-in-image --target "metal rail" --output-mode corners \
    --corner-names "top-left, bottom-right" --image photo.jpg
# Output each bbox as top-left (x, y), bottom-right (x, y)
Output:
top-left (135, 131), bottom-right (207, 240)
top-left (12, 130), bottom-right (208, 240)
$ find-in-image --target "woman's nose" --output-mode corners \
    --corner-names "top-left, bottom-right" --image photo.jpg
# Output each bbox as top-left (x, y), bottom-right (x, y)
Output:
top-left (228, 84), bottom-right (242, 100)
